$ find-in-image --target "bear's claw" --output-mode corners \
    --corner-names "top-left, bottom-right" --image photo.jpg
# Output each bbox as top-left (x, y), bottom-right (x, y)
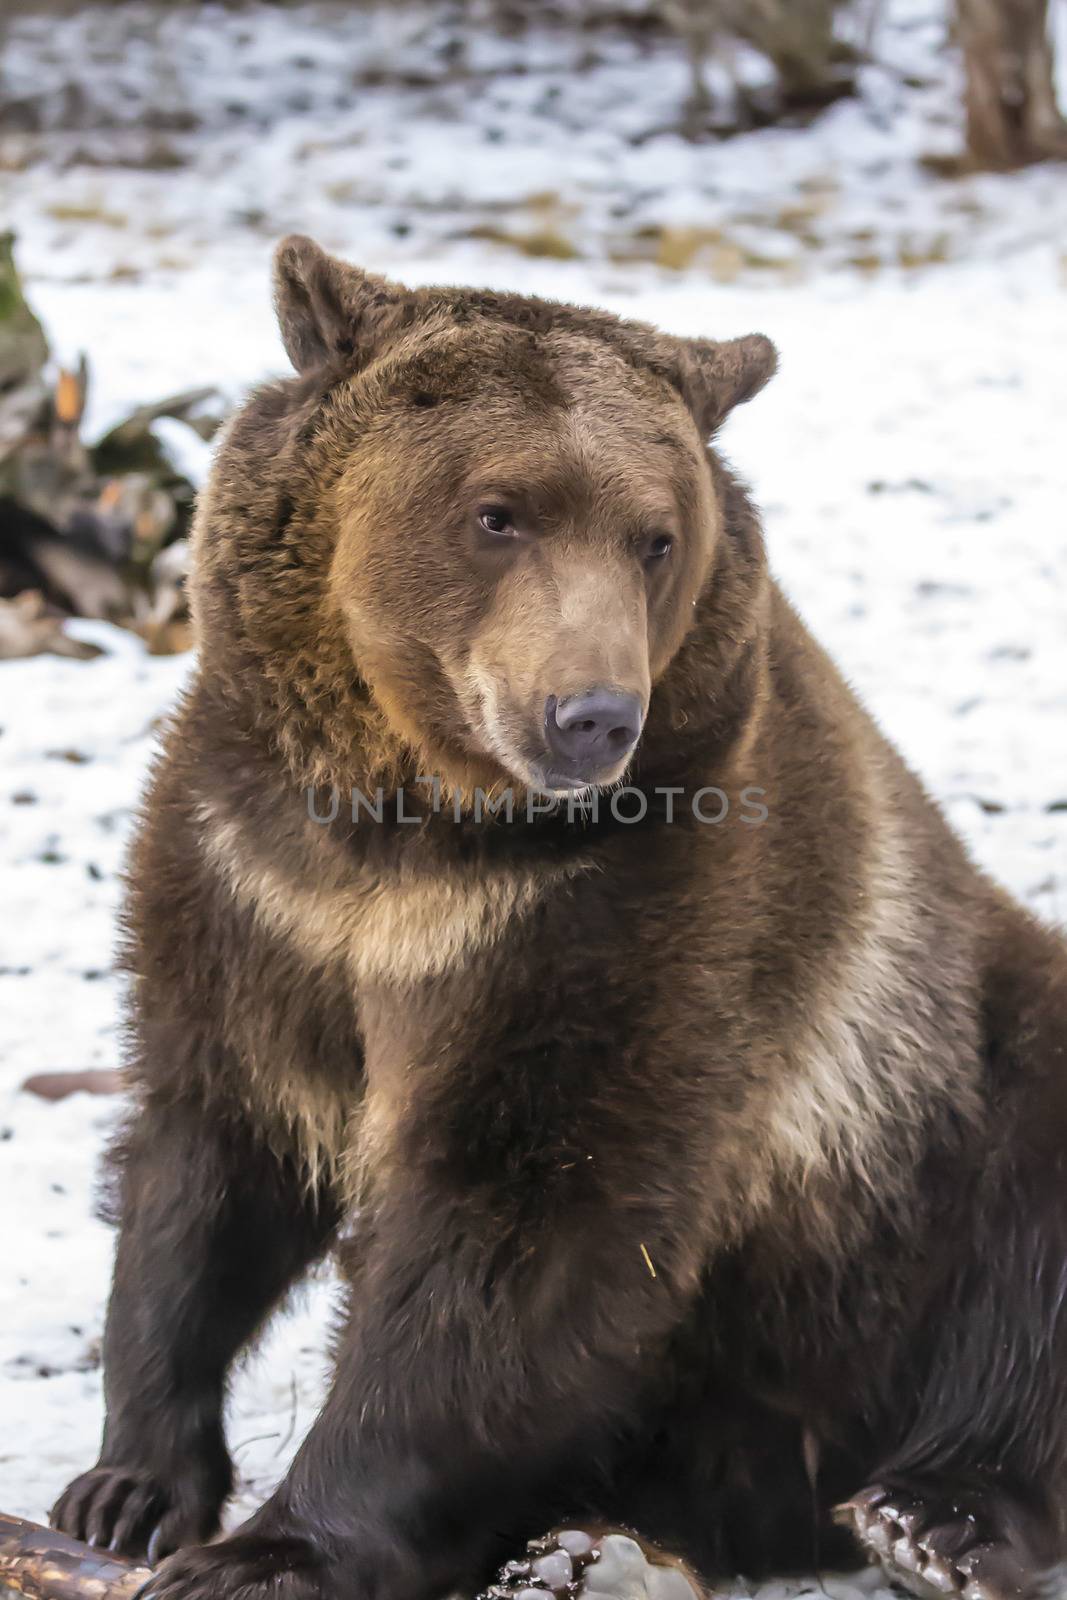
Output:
top-left (50, 1464), bottom-right (223, 1565)
top-left (837, 1485), bottom-right (1040, 1600)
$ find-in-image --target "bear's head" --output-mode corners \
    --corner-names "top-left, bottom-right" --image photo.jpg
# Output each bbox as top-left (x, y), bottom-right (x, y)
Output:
top-left (192, 238), bottom-right (776, 801)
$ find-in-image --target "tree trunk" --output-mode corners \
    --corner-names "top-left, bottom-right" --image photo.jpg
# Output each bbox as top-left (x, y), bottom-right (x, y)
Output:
top-left (958, 0), bottom-right (1067, 169)
top-left (660, 0), bottom-right (855, 132)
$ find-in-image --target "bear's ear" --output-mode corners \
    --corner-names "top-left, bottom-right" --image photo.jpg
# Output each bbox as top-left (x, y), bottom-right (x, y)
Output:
top-left (272, 235), bottom-right (406, 374)
top-left (674, 333), bottom-right (777, 439)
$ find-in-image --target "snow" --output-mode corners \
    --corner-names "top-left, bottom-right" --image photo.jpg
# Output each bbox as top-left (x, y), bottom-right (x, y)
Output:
top-left (1, 3), bottom-right (1065, 1595)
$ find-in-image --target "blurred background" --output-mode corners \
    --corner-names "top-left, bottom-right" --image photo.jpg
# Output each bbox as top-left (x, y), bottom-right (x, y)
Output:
top-left (1, 0), bottom-right (1066, 1574)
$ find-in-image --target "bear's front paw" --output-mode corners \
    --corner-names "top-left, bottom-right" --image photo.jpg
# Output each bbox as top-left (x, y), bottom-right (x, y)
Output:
top-left (51, 1461), bottom-right (227, 1563)
top-left (134, 1533), bottom-right (326, 1600)
top-left (837, 1483), bottom-right (1055, 1600)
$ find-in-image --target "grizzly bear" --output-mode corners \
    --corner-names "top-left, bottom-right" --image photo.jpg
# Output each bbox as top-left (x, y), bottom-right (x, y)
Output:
top-left (52, 238), bottom-right (1067, 1600)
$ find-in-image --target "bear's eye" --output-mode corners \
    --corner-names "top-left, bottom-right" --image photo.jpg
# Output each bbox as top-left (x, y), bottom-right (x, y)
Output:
top-left (645, 533), bottom-right (674, 563)
top-left (478, 506), bottom-right (516, 537)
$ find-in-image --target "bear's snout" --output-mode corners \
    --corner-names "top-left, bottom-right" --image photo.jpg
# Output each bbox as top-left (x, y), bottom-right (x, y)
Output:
top-left (542, 687), bottom-right (645, 787)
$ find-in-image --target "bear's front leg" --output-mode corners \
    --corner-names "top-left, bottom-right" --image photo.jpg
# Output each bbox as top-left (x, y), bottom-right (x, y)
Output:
top-left (837, 1120), bottom-right (1067, 1600)
top-left (52, 1096), bottom-right (339, 1564)
top-left (136, 1118), bottom-right (709, 1600)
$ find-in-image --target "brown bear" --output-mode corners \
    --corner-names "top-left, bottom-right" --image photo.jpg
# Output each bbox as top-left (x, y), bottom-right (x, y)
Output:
top-left (51, 237), bottom-right (1067, 1600)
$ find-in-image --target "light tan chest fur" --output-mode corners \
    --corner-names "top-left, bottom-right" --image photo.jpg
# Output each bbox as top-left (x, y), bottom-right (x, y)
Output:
top-left (199, 800), bottom-right (570, 987)
top-left (197, 799), bottom-right (577, 1184)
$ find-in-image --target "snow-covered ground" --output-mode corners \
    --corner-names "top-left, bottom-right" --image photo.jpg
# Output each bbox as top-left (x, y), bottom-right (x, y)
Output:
top-left (1, 4), bottom-right (1065, 1595)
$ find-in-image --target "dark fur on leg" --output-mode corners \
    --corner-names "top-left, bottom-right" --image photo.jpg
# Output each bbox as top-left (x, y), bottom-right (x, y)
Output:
top-left (51, 1097), bottom-right (339, 1561)
top-left (841, 914), bottom-right (1067, 1599)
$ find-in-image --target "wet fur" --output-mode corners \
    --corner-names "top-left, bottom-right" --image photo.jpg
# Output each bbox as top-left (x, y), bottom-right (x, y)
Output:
top-left (51, 243), bottom-right (1067, 1600)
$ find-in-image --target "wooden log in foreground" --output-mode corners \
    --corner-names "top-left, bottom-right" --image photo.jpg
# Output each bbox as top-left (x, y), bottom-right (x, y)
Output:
top-left (0, 1514), bottom-right (149, 1600)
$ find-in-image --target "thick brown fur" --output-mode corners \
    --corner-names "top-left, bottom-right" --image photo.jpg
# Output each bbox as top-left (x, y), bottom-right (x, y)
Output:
top-left (52, 239), bottom-right (1067, 1600)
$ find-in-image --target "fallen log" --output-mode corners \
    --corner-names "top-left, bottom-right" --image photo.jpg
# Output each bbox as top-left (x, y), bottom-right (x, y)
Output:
top-left (0, 233), bottom-right (225, 656)
top-left (0, 1513), bottom-right (149, 1600)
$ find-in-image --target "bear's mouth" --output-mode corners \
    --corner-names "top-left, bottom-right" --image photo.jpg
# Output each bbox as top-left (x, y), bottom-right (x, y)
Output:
top-left (485, 728), bottom-right (640, 800)
top-left (529, 752), bottom-right (640, 797)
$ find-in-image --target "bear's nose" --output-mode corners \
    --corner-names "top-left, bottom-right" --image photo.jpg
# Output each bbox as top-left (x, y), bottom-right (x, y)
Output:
top-left (543, 688), bottom-right (644, 779)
